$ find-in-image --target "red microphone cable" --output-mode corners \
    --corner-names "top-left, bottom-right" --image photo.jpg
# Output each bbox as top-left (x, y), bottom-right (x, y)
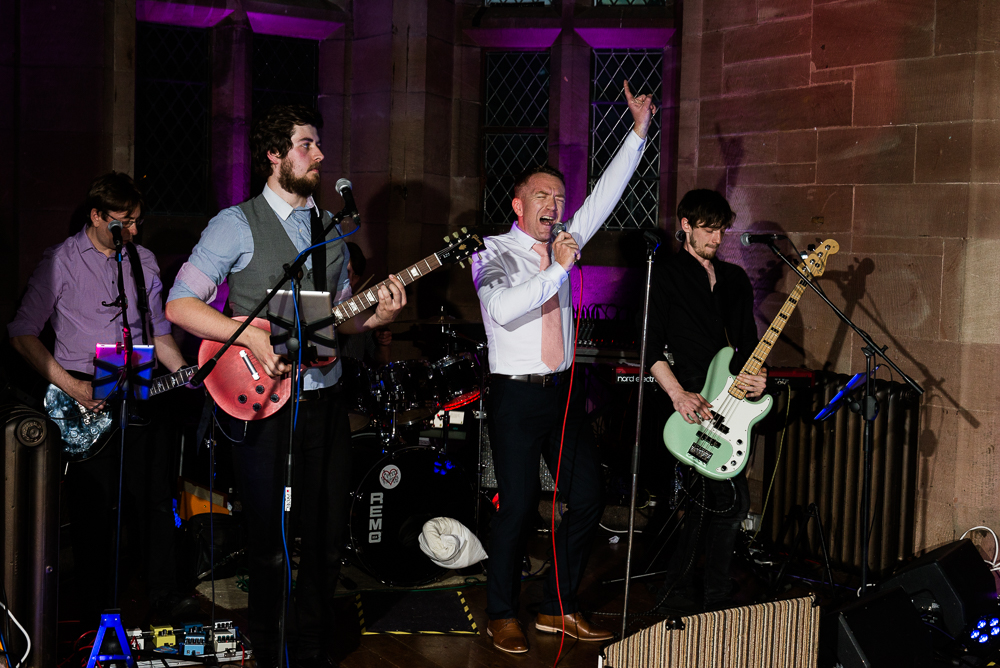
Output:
top-left (549, 262), bottom-right (585, 668)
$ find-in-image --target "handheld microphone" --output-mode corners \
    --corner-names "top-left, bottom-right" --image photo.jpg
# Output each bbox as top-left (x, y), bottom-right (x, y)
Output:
top-left (107, 218), bottom-right (124, 249)
top-left (740, 232), bottom-right (787, 246)
top-left (336, 178), bottom-right (359, 222)
top-left (550, 222), bottom-right (566, 239)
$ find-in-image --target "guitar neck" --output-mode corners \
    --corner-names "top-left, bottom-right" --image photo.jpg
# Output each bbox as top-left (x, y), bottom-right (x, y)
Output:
top-left (149, 366), bottom-right (199, 397)
top-left (331, 252), bottom-right (443, 324)
top-left (729, 279), bottom-right (809, 400)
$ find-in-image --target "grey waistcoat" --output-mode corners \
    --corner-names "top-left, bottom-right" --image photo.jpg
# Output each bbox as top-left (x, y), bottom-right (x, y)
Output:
top-left (228, 193), bottom-right (347, 318)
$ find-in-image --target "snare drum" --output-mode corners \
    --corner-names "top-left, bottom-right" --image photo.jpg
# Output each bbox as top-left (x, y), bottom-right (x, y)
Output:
top-left (348, 434), bottom-right (476, 586)
top-left (429, 353), bottom-right (481, 411)
top-left (374, 360), bottom-right (436, 425)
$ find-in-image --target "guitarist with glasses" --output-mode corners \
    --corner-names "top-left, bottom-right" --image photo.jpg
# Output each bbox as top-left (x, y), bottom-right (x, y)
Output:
top-left (646, 189), bottom-right (768, 614)
top-left (166, 104), bottom-right (405, 668)
top-left (7, 171), bottom-right (197, 626)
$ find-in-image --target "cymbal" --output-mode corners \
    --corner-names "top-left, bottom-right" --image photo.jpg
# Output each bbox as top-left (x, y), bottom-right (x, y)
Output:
top-left (396, 315), bottom-right (477, 326)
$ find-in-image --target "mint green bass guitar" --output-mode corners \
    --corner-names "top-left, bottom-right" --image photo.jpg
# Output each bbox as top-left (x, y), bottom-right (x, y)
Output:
top-left (663, 239), bottom-right (839, 480)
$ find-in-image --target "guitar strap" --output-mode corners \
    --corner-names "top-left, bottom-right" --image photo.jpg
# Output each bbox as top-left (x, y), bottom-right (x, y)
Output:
top-left (310, 207), bottom-right (327, 293)
top-left (124, 241), bottom-right (150, 345)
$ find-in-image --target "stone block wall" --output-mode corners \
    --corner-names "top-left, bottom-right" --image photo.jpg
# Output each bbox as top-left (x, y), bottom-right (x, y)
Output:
top-left (680, 0), bottom-right (1000, 552)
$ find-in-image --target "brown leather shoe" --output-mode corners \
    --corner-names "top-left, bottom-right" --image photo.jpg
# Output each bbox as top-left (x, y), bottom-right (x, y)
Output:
top-left (535, 612), bottom-right (613, 642)
top-left (487, 617), bottom-right (529, 654)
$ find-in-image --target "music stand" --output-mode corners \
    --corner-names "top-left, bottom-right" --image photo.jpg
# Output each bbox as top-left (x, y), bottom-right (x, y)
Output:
top-left (814, 371), bottom-right (870, 422)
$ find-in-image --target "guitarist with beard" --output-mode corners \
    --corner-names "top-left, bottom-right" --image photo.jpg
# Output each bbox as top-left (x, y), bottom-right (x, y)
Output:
top-left (7, 172), bottom-right (197, 625)
top-left (646, 189), bottom-right (768, 613)
top-left (166, 104), bottom-right (405, 668)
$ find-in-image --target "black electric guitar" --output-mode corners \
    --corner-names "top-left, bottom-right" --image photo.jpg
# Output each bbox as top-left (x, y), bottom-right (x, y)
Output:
top-left (45, 366), bottom-right (198, 461)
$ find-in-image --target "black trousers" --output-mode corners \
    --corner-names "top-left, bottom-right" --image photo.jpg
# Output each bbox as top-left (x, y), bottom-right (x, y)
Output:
top-left (228, 388), bottom-right (351, 658)
top-left (65, 392), bottom-right (179, 621)
top-left (660, 468), bottom-right (750, 607)
top-left (485, 375), bottom-right (604, 619)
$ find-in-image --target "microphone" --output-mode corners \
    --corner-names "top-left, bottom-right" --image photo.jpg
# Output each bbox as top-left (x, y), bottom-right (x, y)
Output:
top-left (550, 222), bottom-right (566, 239)
top-left (740, 232), bottom-right (787, 246)
top-left (107, 218), bottom-right (124, 249)
top-left (336, 178), bottom-right (359, 221)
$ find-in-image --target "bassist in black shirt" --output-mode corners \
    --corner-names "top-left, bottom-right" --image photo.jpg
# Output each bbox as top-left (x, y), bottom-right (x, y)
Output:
top-left (646, 189), bottom-right (768, 612)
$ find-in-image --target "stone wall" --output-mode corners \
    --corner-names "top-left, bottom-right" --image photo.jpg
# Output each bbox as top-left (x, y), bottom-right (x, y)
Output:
top-left (679, 0), bottom-right (1000, 552)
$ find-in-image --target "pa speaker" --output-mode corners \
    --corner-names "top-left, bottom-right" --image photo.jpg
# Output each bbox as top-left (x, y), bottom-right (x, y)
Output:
top-left (879, 538), bottom-right (996, 636)
top-left (835, 586), bottom-right (934, 668)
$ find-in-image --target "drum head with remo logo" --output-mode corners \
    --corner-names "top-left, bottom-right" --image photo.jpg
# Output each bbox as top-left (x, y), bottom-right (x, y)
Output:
top-left (348, 437), bottom-right (476, 586)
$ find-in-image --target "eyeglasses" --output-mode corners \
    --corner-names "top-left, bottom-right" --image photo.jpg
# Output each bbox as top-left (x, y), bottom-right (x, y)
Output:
top-left (103, 213), bottom-right (144, 228)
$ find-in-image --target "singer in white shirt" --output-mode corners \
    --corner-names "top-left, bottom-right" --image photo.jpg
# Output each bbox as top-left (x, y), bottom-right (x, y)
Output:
top-left (470, 81), bottom-right (656, 655)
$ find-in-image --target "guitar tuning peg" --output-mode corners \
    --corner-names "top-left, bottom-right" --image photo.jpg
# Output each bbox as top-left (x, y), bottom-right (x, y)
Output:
top-left (459, 261), bottom-right (465, 268)
top-left (452, 232), bottom-right (459, 239)
top-left (443, 236), bottom-right (450, 243)
top-left (460, 227), bottom-right (468, 233)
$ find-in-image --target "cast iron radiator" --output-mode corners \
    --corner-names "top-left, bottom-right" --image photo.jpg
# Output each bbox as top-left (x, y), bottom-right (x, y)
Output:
top-left (757, 373), bottom-right (921, 576)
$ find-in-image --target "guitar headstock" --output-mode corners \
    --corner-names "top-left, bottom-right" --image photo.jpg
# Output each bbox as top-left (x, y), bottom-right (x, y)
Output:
top-left (438, 228), bottom-right (485, 268)
top-left (799, 238), bottom-right (839, 279)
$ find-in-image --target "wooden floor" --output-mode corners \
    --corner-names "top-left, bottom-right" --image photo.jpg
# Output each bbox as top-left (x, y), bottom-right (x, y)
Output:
top-left (333, 532), bottom-right (656, 668)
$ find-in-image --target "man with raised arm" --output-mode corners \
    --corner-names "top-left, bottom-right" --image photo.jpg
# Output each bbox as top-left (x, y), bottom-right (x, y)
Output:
top-left (471, 81), bottom-right (656, 655)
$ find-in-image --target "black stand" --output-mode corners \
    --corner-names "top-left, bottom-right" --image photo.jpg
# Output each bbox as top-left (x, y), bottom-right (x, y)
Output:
top-left (188, 209), bottom-right (354, 668)
top-left (767, 502), bottom-right (835, 596)
top-left (95, 233), bottom-right (148, 616)
top-left (762, 240), bottom-right (923, 594)
top-left (619, 231), bottom-right (661, 638)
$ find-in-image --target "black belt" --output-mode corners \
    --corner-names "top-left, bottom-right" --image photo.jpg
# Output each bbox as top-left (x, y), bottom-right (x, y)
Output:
top-left (492, 371), bottom-right (568, 388)
top-left (297, 383), bottom-right (341, 402)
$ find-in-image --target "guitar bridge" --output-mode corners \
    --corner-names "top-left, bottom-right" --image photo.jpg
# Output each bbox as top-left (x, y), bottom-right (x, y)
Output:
top-left (688, 444), bottom-right (712, 463)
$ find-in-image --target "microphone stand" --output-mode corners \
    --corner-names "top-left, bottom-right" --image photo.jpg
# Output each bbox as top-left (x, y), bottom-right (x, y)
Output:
top-left (620, 231), bottom-right (661, 640)
top-left (762, 240), bottom-right (923, 594)
top-left (107, 231), bottom-right (133, 612)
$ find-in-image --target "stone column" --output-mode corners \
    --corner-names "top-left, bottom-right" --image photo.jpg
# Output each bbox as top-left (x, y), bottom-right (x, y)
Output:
top-left (210, 9), bottom-right (252, 210)
top-left (104, 0), bottom-right (136, 175)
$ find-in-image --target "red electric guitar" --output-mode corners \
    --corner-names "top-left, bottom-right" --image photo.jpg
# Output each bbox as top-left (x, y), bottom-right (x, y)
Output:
top-left (198, 228), bottom-right (484, 420)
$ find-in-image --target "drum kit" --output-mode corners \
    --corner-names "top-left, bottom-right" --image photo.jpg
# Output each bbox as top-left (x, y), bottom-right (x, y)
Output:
top-left (342, 316), bottom-right (490, 587)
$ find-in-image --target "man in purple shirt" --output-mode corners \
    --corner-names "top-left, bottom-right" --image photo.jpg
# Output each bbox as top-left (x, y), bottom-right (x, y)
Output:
top-left (8, 171), bottom-right (196, 625)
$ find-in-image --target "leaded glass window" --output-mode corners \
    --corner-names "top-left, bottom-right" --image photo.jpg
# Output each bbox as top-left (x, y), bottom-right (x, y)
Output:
top-left (482, 51), bottom-right (550, 228)
top-left (590, 49), bottom-right (662, 230)
top-left (252, 34), bottom-right (319, 116)
top-left (135, 22), bottom-right (211, 215)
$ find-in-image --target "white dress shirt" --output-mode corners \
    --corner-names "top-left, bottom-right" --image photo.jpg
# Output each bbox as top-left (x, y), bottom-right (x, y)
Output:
top-left (472, 130), bottom-right (646, 375)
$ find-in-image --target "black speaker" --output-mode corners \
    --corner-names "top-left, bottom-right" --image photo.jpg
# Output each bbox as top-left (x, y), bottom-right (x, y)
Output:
top-left (835, 586), bottom-right (934, 668)
top-left (880, 538), bottom-right (997, 636)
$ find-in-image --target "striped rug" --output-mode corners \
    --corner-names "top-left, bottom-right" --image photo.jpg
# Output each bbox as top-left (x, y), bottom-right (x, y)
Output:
top-left (603, 596), bottom-right (820, 668)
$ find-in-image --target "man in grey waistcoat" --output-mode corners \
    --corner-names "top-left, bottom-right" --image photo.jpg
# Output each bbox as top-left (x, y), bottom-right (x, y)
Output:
top-left (167, 105), bottom-right (406, 668)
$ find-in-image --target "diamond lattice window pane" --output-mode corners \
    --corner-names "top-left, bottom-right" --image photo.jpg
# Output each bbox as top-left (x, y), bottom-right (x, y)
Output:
top-left (252, 34), bottom-right (319, 117)
top-left (135, 23), bottom-right (210, 215)
top-left (485, 52), bottom-right (550, 128)
top-left (590, 49), bottom-right (663, 230)
top-left (483, 133), bottom-right (549, 227)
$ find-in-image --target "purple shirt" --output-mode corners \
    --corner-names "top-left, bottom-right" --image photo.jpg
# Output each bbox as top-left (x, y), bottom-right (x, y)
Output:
top-left (8, 226), bottom-right (171, 374)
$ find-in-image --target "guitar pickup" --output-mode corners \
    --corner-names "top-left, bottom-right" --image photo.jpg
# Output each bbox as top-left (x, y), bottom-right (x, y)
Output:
top-left (696, 431), bottom-right (722, 449)
top-left (688, 444), bottom-right (712, 463)
top-left (710, 410), bottom-right (730, 435)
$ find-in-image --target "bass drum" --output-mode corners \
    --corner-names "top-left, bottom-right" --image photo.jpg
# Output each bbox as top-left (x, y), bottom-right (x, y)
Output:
top-left (348, 434), bottom-right (476, 586)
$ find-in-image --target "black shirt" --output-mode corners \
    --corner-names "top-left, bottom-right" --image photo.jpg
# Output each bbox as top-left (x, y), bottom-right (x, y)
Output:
top-left (645, 248), bottom-right (760, 393)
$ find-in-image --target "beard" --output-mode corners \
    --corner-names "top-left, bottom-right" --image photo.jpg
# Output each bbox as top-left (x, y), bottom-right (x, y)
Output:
top-left (689, 238), bottom-right (719, 261)
top-left (278, 159), bottom-right (320, 198)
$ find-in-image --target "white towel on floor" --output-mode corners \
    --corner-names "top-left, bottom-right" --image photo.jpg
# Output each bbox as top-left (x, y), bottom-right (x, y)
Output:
top-left (418, 517), bottom-right (488, 569)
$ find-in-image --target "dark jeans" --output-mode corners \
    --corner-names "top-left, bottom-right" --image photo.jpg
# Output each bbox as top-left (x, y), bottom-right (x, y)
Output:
top-left (485, 375), bottom-right (604, 619)
top-left (228, 388), bottom-right (351, 658)
top-left (65, 392), bottom-right (179, 620)
top-left (660, 468), bottom-right (750, 607)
